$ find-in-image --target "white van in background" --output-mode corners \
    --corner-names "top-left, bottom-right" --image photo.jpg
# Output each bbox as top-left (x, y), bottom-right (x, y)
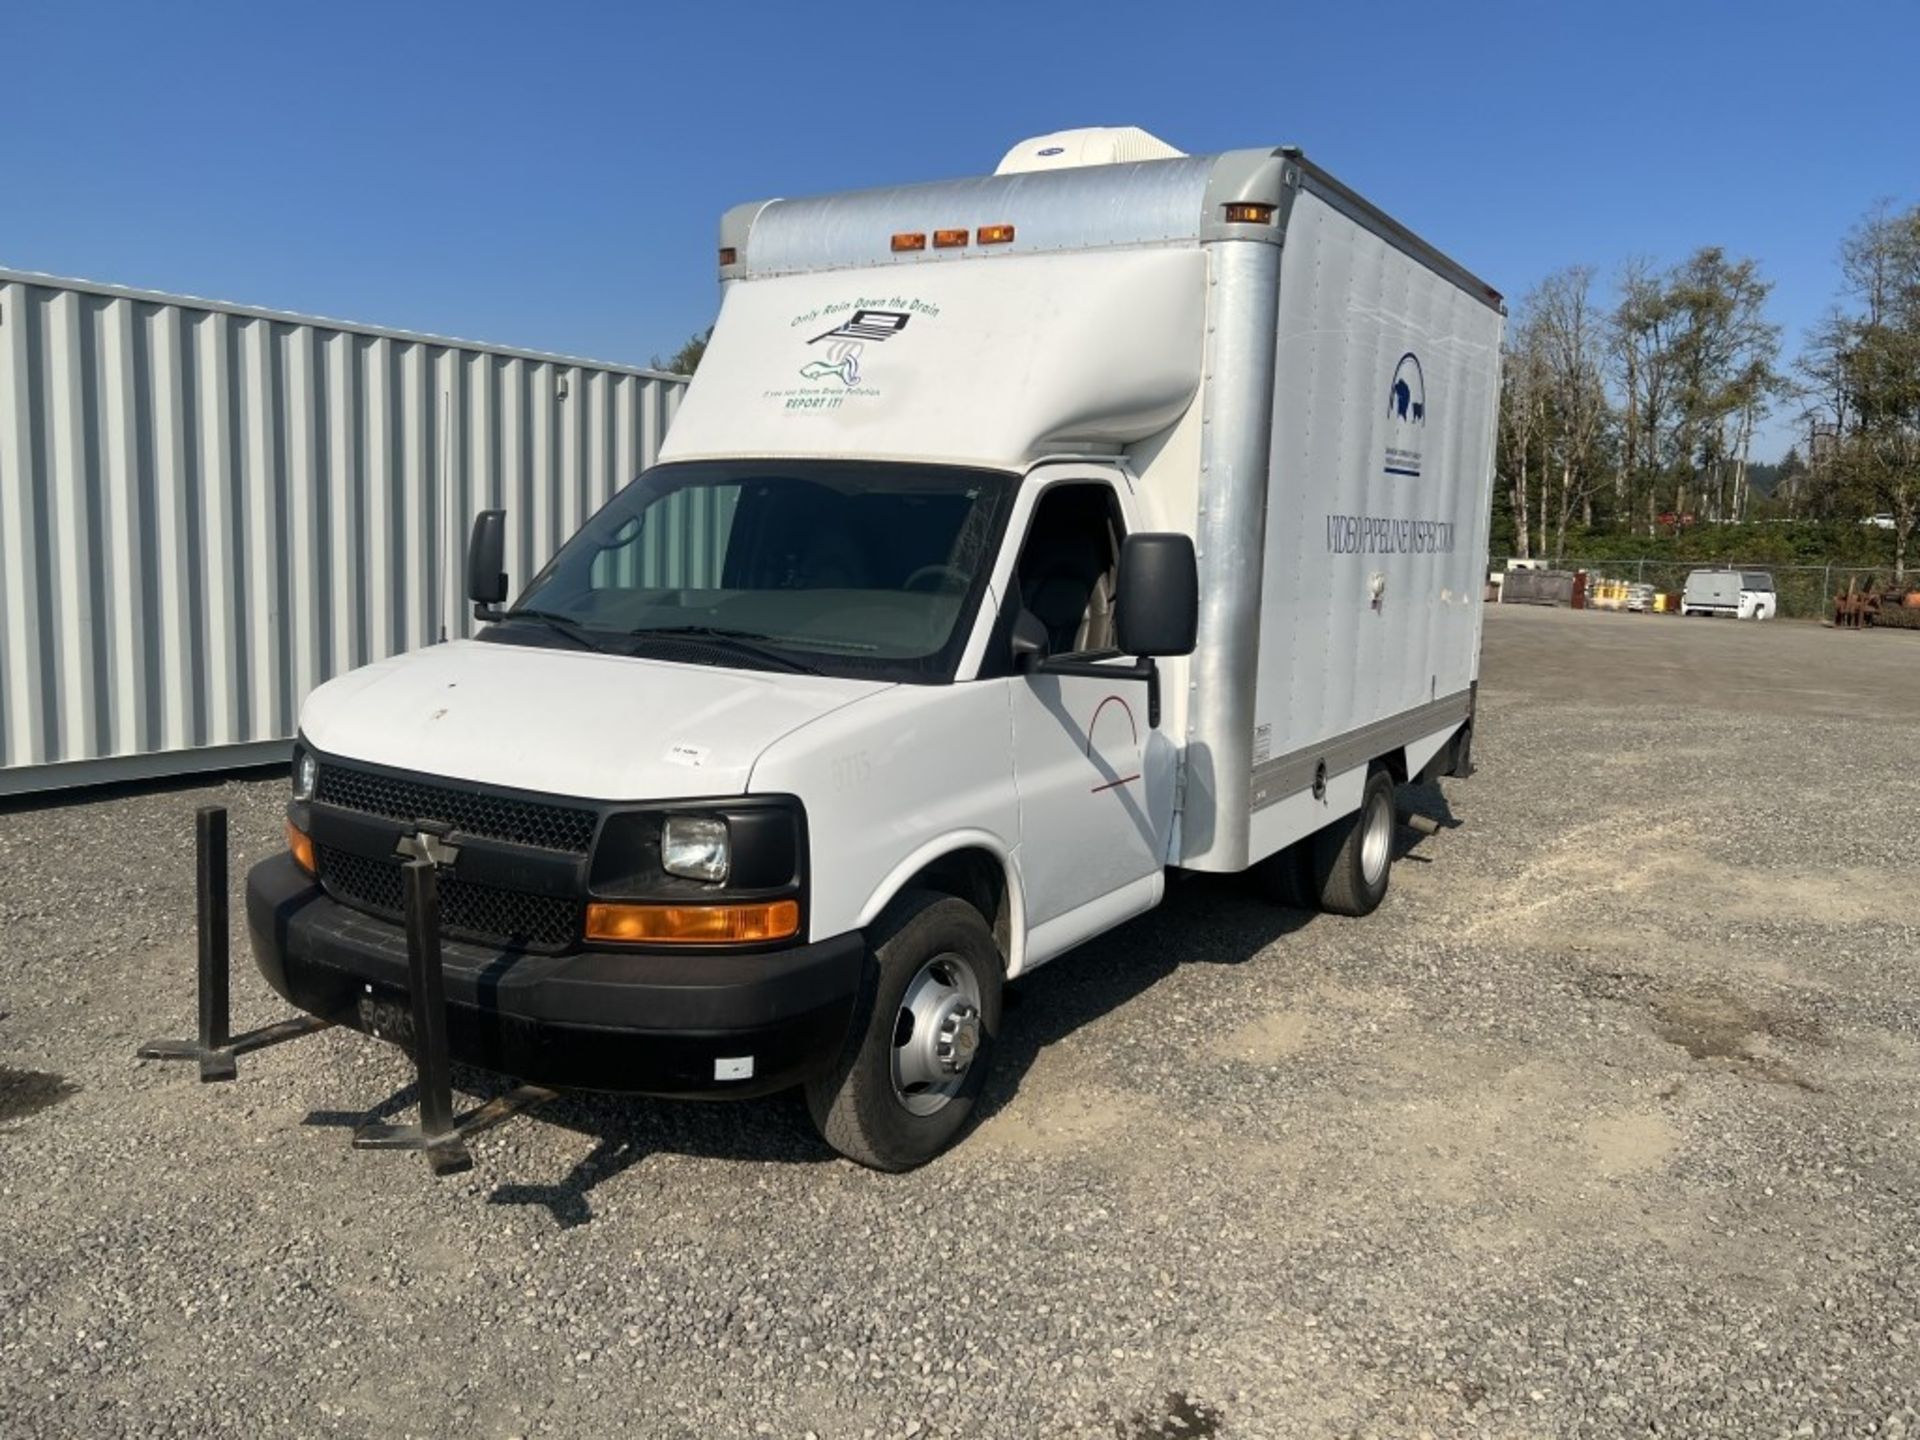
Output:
top-left (1681, 568), bottom-right (1778, 620)
top-left (247, 127), bottom-right (1504, 1170)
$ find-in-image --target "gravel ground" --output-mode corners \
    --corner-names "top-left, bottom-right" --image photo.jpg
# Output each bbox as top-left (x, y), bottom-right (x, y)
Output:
top-left (3, 605), bottom-right (1918, 1439)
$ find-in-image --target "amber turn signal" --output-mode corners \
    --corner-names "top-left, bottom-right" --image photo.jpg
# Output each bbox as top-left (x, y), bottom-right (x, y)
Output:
top-left (286, 818), bottom-right (316, 876)
top-left (975, 223), bottom-right (1015, 245)
top-left (585, 899), bottom-right (801, 945)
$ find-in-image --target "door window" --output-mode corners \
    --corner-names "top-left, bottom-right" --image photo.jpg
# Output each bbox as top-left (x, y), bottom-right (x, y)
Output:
top-left (1013, 484), bottom-right (1125, 659)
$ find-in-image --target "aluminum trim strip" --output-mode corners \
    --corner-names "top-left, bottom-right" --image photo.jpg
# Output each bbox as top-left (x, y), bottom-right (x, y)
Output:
top-left (1249, 691), bottom-right (1472, 812)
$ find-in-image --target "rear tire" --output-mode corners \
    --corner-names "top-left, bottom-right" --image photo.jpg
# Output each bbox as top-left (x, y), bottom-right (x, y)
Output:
top-left (1252, 841), bottom-right (1315, 909)
top-left (805, 891), bottom-right (1003, 1172)
top-left (1309, 768), bottom-right (1397, 917)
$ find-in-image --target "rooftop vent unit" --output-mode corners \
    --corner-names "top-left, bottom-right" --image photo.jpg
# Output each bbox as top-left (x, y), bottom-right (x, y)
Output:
top-left (994, 126), bottom-right (1187, 175)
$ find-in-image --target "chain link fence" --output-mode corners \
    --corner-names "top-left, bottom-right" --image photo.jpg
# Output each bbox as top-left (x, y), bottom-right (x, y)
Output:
top-left (1550, 560), bottom-right (1895, 620)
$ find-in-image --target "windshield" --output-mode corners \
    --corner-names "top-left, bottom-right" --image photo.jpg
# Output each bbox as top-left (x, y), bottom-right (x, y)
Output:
top-left (501, 460), bottom-right (1013, 681)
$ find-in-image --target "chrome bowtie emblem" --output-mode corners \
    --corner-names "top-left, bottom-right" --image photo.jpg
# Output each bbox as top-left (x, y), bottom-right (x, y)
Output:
top-left (394, 829), bottom-right (462, 867)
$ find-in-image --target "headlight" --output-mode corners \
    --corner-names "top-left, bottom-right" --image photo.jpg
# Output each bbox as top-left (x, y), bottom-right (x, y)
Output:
top-left (292, 749), bottom-right (318, 802)
top-left (661, 815), bottom-right (729, 883)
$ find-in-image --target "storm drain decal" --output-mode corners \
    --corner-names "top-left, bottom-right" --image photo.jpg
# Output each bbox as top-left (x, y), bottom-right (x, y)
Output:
top-left (799, 309), bottom-right (909, 387)
top-left (768, 296), bottom-right (940, 411)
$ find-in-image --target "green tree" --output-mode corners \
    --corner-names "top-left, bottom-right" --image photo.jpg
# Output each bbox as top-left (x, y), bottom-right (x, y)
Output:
top-left (1665, 248), bottom-right (1780, 525)
top-left (1606, 249), bottom-right (1780, 534)
top-left (651, 327), bottom-right (713, 375)
top-left (1808, 205), bottom-right (1920, 579)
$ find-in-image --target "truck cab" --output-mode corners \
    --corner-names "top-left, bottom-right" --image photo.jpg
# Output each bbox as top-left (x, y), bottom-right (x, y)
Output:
top-left (248, 128), bottom-right (1502, 1170)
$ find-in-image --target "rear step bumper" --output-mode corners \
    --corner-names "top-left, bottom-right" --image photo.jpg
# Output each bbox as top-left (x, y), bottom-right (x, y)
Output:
top-left (245, 853), bottom-right (863, 1099)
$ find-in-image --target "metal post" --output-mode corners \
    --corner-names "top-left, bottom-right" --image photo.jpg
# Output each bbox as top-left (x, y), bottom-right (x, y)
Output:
top-left (195, 807), bottom-right (232, 1072)
top-left (356, 858), bottom-right (477, 1174)
top-left (354, 857), bottom-right (556, 1175)
top-left (139, 805), bottom-right (329, 1079)
top-left (403, 860), bottom-right (457, 1147)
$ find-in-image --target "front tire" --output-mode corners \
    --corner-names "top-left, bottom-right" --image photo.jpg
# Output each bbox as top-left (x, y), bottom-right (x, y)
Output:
top-left (805, 891), bottom-right (1003, 1171)
top-left (1309, 768), bottom-right (1398, 917)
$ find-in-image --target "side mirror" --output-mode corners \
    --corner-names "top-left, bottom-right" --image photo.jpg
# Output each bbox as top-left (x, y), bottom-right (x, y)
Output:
top-left (1114, 533), bottom-right (1198, 658)
top-left (467, 509), bottom-right (508, 618)
top-left (1009, 609), bottom-right (1049, 671)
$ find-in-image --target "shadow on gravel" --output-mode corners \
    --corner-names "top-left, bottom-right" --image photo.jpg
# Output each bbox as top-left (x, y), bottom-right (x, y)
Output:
top-left (486, 1132), bottom-right (653, 1228)
top-left (481, 1087), bottom-right (832, 1226)
top-left (978, 870), bottom-right (1318, 1122)
top-left (970, 777), bottom-right (1463, 1121)
top-left (308, 1069), bottom-right (831, 1225)
top-left (0, 1065), bottom-right (78, 1124)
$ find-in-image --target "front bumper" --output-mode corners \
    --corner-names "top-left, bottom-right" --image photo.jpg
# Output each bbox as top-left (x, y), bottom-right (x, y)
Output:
top-left (245, 853), bottom-right (863, 1098)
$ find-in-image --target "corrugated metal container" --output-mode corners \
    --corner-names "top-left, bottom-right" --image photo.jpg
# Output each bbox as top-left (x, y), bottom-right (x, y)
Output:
top-left (0, 268), bottom-right (687, 796)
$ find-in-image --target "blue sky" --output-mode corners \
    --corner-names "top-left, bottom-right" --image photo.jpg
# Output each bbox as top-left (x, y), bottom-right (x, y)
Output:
top-left (7, 0), bottom-right (1915, 461)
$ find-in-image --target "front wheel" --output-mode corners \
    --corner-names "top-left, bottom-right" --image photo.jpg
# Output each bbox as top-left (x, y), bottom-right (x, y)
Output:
top-left (805, 891), bottom-right (1004, 1171)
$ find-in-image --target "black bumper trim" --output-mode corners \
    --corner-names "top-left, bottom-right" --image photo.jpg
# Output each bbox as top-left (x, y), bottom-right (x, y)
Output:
top-left (246, 853), bottom-right (863, 1098)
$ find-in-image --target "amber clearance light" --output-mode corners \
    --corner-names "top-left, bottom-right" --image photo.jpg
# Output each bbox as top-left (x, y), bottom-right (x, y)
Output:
top-left (975, 223), bottom-right (1015, 245)
top-left (586, 899), bottom-right (801, 945)
top-left (286, 818), bottom-right (316, 876)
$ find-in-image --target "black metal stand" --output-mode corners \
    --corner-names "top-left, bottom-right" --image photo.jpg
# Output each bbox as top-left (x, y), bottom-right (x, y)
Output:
top-left (349, 860), bottom-right (555, 1177)
top-left (140, 807), bottom-right (553, 1180)
top-left (138, 806), bottom-right (331, 1079)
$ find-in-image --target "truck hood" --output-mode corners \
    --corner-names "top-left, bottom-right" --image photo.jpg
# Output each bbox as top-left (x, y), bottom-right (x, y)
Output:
top-left (298, 639), bottom-right (893, 800)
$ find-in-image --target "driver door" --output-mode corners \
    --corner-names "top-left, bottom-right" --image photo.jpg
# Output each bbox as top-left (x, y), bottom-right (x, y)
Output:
top-left (993, 476), bottom-right (1174, 949)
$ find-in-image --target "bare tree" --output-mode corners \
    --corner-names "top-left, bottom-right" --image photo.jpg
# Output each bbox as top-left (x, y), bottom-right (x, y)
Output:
top-left (1498, 308), bottom-right (1549, 558)
top-left (1532, 267), bottom-right (1611, 555)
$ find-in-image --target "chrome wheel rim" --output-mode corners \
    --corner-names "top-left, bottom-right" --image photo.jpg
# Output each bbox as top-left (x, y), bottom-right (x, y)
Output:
top-left (1360, 794), bottom-right (1393, 887)
top-left (891, 952), bottom-right (984, 1117)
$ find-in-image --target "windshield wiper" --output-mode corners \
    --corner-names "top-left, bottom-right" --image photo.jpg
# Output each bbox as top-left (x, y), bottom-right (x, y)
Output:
top-left (629, 624), bottom-right (823, 675)
top-left (499, 608), bottom-right (617, 655)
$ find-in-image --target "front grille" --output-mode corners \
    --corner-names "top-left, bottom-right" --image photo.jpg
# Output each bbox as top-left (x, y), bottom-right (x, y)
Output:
top-left (316, 845), bottom-right (582, 952)
top-left (314, 764), bottom-right (597, 854)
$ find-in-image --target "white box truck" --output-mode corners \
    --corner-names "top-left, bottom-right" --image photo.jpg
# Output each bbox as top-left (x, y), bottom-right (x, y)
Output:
top-left (249, 127), bottom-right (1503, 1169)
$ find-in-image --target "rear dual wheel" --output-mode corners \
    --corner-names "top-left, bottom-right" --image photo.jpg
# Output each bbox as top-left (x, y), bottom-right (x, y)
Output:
top-left (1254, 767), bottom-right (1398, 918)
top-left (1314, 769), bottom-right (1397, 916)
